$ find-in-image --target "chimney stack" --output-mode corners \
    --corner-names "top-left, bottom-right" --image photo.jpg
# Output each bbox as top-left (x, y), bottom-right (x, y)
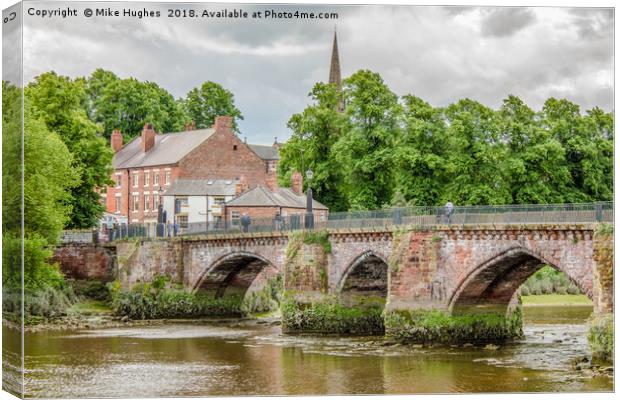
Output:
top-left (141, 123), bottom-right (156, 152)
top-left (111, 129), bottom-right (123, 153)
top-left (265, 172), bottom-right (278, 192)
top-left (184, 122), bottom-right (189, 131)
top-left (191, 120), bottom-right (196, 130)
top-left (291, 171), bottom-right (303, 195)
top-left (235, 175), bottom-right (248, 197)
top-left (214, 115), bottom-right (233, 134)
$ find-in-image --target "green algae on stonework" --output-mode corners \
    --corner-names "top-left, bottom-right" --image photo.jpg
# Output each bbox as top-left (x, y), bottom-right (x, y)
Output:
top-left (109, 281), bottom-right (246, 319)
top-left (285, 230), bottom-right (332, 260)
top-left (384, 308), bottom-right (523, 344)
top-left (281, 296), bottom-right (384, 335)
top-left (588, 313), bottom-right (614, 362)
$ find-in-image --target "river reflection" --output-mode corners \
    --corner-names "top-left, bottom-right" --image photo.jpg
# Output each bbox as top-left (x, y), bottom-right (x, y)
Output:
top-left (6, 305), bottom-right (613, 397)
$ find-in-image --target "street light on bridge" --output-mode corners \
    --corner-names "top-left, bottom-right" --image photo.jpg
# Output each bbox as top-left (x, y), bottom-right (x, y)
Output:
top-left (305, 169), bottom-right (314, 230)
top-left (157, 185), bottom-right (165, 237)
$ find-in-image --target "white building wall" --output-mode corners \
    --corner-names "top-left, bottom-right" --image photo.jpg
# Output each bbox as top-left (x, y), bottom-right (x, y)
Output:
top-left (188, 196), bottom-right (208, 224)
top-left (163, 194), bottom-right (235, 227)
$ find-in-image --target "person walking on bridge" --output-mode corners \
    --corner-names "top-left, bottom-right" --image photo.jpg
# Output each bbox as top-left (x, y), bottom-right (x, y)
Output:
top-left (241, 213), bottom-right (251, 233)
top-left (445, 200), bottom-right (454, 224)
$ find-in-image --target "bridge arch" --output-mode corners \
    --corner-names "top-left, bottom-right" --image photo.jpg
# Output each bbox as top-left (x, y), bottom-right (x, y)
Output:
top-left (448, 246), bottom-right (592, 315)
top-left (337, 250), bottom-right (389, 303)
top-left (192, 251), bottom-right (277, 298)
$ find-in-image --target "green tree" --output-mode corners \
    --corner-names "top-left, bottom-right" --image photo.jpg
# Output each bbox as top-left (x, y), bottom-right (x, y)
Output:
top-left (541, 98), bottom-right (613, 202)
top-left (579, 107), bottom-right (613, 200)
top-left (183, 81), bottom-right (243, 131)
top-left (392, 95), bottom-right (449, 206)
top-left (87, 70), bottom-right (187, 140)
top-left (441, 99), bottom-right (511, 205)
top-left (277, 82), bottom-right (349, 211)
top-left (333, 70), bottom-right (402, 210)
top-left (84, 68), bottom-right (119, 119)
top-left (3, 81), bottom-right (78, 291)
top-left (27, 72), bottom-right (113, 228)
top-left (498, 95), bottom-right (571, 204)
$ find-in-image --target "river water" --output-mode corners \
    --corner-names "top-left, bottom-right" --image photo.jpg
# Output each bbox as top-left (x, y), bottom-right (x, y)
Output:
top-left (6, 305), bottom-right (613, 397)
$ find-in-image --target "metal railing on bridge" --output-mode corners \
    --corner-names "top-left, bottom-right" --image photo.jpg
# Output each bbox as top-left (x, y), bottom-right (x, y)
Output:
top-left (90, 201), bottom-right (612, 242)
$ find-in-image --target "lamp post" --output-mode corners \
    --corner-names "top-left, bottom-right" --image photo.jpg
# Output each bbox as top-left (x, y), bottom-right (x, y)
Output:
top-left (157, 185), bottom-right (165, 237)
top-left (305, 169), bottom-right (314, 230)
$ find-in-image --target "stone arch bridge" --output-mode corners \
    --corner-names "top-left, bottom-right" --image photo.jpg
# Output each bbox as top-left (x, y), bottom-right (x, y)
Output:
top-left (114, 223), bottom-right (612, 316)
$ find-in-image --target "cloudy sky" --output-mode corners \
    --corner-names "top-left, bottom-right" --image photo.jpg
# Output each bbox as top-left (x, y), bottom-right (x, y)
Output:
top-left (12, 2), bottom-right (615, 144)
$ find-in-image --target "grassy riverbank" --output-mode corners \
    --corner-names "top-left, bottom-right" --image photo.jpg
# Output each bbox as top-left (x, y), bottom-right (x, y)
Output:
top-left (521, 294), bottom-right (592, 306)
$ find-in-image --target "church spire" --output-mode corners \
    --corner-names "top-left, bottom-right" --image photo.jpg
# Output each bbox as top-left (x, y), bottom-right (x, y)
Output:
top-left (328, 28), bottom-right (341, 87)
top-left (329, 28), bottom-right (344, 112)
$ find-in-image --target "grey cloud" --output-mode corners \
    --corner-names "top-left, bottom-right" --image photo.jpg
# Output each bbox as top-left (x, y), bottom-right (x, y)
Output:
top-left (480, 7), bottom-right (536, 38)
top-left (568, 8), bottom-right (613, 40)
top-left (20, 3), bottom-right (613, 144)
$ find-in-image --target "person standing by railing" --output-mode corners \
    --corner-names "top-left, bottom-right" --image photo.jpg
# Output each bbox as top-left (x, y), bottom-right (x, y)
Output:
top-left (173, 218), bottom-right (180, 237)
top-left (445, 200), bottom-right (454, 224)
top-left (241, 213), bottom-right (251, 233)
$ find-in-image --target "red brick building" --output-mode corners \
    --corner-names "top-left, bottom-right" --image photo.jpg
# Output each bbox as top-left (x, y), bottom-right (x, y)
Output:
top-left (103, 116), bottom-right (280, 224)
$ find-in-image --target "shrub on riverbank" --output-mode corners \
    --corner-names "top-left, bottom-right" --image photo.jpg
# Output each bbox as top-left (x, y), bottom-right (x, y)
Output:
top-left (385, 308), bottom-right (523, 344)
top-left (109, 281), bottom-right (244, 319)
top-left (3, 286), bottom-right (79, 324)
top-left (520, 265), bottom-right (581, 296)
top-left (281, 296), bottom-right (384, 334)
top-left (242, 276), bottom-right (283, 314)
top-left (588, 314), bottom-right (613, 362)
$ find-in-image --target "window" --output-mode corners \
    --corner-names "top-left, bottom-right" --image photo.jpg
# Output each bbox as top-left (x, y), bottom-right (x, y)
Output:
top-left (132, 195), bottom-right (139, 212)
top-left (115, 196), bottom-right (122, 213)
top-left (213, 197), bottom-right (225, 205)
top-left (153, 171), bottom-right (159, 185)
top-left (144, 194), bottom-right (150, 211)
top-left (100, 194), bottom-right (106, 205)
top-left (144, 171), bottom-right (150, 187)
top-left (174, 197), bottom-right (188, 213)
top-left (165, 170), bottom-right (171, 185)
top-left (115, 174), bottom-right (122, 188)
top-left (153, 194), bottom-right (159, 210)
top-left (231, 211), bottom-right (240, 225)
top-left (132, 172), bottom-right (139, 187)
top-left (233, 145), bottom-right (237, 151)
top-left (176, 215), bottom-right (188, 229)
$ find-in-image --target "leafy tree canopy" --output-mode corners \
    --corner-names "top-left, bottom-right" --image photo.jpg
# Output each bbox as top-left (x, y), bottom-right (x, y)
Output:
top-left (279, 70), bottom-right (613, 211)
top-left (183, 81), bottom-right (244, 132)
top-left (27, 72), bottom-right (113, 228)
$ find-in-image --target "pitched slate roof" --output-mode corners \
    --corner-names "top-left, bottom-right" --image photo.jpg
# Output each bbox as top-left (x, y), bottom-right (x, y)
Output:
top-left (248, 144), bottom-right (280, 160)
top-left (162, 179), bottom-right (237, 196)
top-left (225, 185), bottom-right (328, 210)
top-left (113, 128), bottom-right (215, 169)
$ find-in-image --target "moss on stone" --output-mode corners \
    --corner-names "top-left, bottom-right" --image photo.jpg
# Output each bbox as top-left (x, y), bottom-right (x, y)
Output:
top-left (110, 280), bottom-right (245, 319)
top-left (281, 295), bottom-right (384, 335)
top-left (593, 224), bottom-right (613, 313)
top-left (384, 308), bottom-right (523, 344)
top-left (284, 230), bottom-right (330, 292)
top-left (389, 228), bottom-right (411, 274)
top-left (588, 313), bottom-right (614, 362)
